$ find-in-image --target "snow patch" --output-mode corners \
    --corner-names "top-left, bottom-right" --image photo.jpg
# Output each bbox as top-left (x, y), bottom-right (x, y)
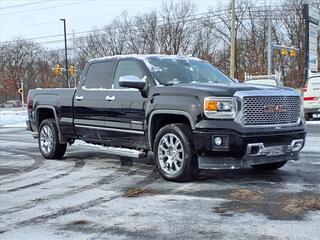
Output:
top-left (0, 108), bottom-right (27, 128)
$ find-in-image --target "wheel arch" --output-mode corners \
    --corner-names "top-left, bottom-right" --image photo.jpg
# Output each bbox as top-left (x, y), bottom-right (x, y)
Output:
top-left (35, 105), bottom-right (66, 143)
top-left (148, 110), bottom-right (195, 150)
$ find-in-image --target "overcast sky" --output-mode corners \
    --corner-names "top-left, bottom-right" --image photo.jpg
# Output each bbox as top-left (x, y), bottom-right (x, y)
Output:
top-left (0, 0), bottom-right (276, 49)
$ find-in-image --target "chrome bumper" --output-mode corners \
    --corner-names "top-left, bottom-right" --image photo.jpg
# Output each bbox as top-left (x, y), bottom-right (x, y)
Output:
top-left (198, 139), bottom-right (304, 169)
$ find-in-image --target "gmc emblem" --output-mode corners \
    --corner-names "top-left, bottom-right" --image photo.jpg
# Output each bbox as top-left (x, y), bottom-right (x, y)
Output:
top-left (263, 105), bottom-right (287, 113)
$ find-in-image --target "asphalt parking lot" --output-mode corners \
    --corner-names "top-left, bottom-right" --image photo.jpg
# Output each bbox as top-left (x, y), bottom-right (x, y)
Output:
top-left (0, 121), bottom-right (319, 240)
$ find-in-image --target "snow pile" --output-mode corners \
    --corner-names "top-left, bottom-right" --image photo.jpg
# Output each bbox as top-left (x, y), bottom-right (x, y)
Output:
top-left (0, 108), bottom-right (27, 128)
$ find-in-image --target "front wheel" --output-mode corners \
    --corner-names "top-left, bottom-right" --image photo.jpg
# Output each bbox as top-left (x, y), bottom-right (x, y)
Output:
top-left (251, 161), bottom-right (287, 172)
top-left (38, 118), bottom-right (67, 159)
top-left (154, 123), bottom-right (199, 182)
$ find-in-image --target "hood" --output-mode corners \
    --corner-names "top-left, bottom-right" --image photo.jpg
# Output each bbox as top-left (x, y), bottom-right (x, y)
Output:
top-left (151, 82), bottom-right (298, 98)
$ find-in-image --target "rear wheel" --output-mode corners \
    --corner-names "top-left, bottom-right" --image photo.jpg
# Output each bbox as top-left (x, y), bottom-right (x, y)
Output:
top-left (38, 118), bottom-right (67, 159)
top-left (154, 123), bottom-right (199, 182)
top-left (251, 161), bottom-right (287, 172)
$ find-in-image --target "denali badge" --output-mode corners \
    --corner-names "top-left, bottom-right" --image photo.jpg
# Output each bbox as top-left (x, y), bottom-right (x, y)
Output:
top-left (263, 105), bottom-right (286, 113)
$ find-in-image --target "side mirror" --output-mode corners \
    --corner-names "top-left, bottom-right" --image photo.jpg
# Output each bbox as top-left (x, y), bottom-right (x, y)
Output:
top-left (119, 75), bottom-right (147, 90)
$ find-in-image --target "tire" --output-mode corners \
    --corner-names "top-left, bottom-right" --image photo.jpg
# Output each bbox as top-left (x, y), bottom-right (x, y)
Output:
top-left (153, 123), bottom-right (199, 182)
top-left (251, 161), bottom-right (287, 172)
top-left (38, 118), bottom-right (67, 159)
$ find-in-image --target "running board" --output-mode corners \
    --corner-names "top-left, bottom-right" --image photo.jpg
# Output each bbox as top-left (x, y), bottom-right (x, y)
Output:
top-left (101, 146), bottom-right (147, 159)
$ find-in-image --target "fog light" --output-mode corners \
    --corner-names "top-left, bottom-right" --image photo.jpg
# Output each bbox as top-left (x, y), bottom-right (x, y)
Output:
top-left (291, 139), bottom-right (304, 152)
top-left (214, 137), bottom-right (222, 146)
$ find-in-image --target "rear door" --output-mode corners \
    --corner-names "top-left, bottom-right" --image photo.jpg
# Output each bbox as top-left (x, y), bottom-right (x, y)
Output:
top-left (73, 60), bottom-right (115, 140)
top-left (101, 59), bottom-right (148, 148)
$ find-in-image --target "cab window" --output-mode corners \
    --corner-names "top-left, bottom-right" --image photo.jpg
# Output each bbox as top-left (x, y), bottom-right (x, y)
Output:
top-left (84, 61), bottom-right (114, 89)
top-left (113, 60), bottom-right (143, 89)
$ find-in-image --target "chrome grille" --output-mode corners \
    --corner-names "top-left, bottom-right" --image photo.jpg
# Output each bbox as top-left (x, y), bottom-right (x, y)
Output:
top-left (243, 96), bottom-right (300, 126)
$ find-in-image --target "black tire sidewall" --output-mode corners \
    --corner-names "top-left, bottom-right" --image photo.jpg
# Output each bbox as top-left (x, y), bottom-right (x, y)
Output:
top-left (154, 124), bottom-right (194, 181)
top-left (38, 119), bottom-right (59, 159)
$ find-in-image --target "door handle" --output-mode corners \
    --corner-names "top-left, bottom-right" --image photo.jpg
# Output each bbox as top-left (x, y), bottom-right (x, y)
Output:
top-left (105, 96), bottom-right (115, 101)
top-left (75, 95), bottom-right (83, 101)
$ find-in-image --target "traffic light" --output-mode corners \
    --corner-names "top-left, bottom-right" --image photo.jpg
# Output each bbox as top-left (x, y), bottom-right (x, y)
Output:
top-left (55, 64), bottom-right (61, 76)
top-left (289, 49), bottom-right (297, 57)
top-left (280, 48), bottom-right (287, 56)
top-left (69, 65), bottom-right (75, 77)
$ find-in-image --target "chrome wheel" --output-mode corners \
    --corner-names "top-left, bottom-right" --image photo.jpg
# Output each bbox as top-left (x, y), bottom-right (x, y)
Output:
top-left (40, 125), bottom-right (53, 154)
top-left (157, 133), bottom-right (184, 175)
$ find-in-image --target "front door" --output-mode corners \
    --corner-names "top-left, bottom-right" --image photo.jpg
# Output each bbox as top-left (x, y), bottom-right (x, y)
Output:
top-left (102, 59), bottom-right (147, 148)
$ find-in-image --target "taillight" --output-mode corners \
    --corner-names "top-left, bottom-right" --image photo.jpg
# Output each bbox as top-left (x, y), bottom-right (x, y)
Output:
top-left (303, 84), bottom-right (307, 92)
top-left (26, 96), bottom-right (30, 111)
top-left (304, 97), bottom-right (317, 101)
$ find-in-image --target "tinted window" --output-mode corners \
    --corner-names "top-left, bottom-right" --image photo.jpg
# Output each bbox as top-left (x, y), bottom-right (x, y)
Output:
top-left (84, 61), bottom-right (114, 89)
top-left (113, 60), bottom-right (143, 89)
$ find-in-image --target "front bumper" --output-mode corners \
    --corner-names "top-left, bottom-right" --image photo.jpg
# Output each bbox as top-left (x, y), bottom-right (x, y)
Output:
top-left (192, 121), bottom-right (306, 169)
top-left (197, 140), bottom-right (303, 169)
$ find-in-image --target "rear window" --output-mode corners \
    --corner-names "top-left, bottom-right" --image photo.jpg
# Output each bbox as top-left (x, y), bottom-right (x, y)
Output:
top-left (84, 61), bottom-right (114, 89)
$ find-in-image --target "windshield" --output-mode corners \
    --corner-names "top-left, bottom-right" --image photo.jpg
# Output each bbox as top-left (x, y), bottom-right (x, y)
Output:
top-left (144, 57), bottom-right (234, 85)
top-left (245, 79), bottom-right (278, 86)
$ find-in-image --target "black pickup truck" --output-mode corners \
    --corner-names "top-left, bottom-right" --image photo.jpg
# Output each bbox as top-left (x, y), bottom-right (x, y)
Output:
top-left (26, 55), bottom-right (306, 181)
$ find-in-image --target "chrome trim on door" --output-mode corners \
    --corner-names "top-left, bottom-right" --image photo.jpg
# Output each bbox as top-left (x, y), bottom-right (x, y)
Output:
top-left (75, 124), bottom-right (144, 135)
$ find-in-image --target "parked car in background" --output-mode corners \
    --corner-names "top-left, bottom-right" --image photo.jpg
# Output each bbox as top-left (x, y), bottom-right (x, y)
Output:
top-left (244, 75), bottom-right (283, 87)
top-left (0, 100), bottom-right (21, 108)
top-left (303, 74), bottom-right (320, 120)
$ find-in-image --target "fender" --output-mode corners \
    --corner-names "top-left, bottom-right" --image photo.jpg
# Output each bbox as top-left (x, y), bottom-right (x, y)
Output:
top-left (35, 105), bottom-right (67, 143)
top-left (147, 109), bottom-right (195, 150)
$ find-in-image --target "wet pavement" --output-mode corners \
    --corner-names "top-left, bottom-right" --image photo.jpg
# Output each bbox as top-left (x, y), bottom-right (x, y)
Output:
top-left (0, 124), bottom-right (319, 240)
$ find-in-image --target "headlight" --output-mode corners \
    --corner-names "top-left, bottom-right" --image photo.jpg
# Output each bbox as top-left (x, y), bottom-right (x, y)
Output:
top-left (204, 97), bottom-right (236, 119)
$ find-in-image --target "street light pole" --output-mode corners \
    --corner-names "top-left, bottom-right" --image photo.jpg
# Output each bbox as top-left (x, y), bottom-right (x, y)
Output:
top-left (230, 0), bottom-right (236, 78)
top-left (267, 16), bottom-right (272, 76)
top-left (60, 18), bottom-right (69, 88)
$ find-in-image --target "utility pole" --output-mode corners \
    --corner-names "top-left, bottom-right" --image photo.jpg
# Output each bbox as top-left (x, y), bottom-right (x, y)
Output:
top-left (60, 18), bottom-right (69, 88)
top-left (230, 0), bottom-right (236, 78)
top-left (267, 16), bottom-right (272, 76)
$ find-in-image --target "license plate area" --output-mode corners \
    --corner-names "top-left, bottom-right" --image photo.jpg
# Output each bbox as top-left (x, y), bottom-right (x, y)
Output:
top-left (260, 145), bottom-right (285, 156)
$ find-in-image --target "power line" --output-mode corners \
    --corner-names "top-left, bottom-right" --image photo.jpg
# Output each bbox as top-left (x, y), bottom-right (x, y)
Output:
top-left (10, 14), bottom-right (114, 30)
top-left (2, 0), bottom-right (89, 15)
top-left (0, 0), bottom-right (54, 10)
top-left (0, 5), bottom-right (300, 45)
top-left (1, 9), bottom-right (227, 44)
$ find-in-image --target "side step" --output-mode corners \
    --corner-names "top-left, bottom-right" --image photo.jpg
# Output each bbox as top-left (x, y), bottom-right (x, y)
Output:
top-left (100, 146), bottom-right (147, 159)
